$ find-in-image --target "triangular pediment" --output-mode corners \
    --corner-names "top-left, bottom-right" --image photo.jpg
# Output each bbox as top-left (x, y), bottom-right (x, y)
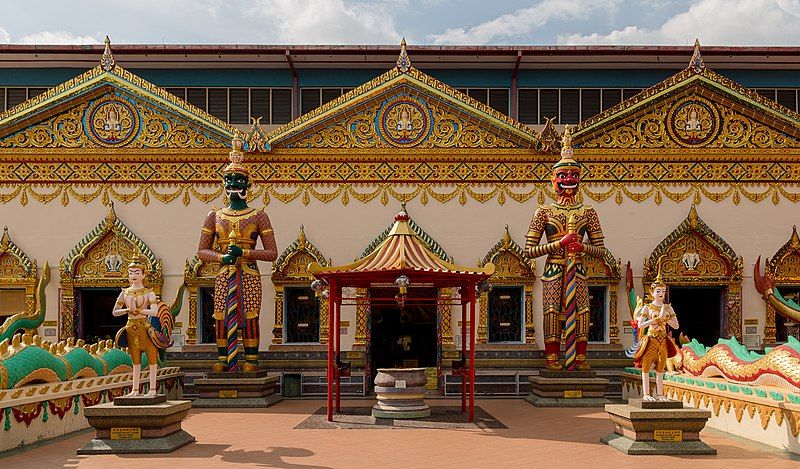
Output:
top-left (574, 50), bottom-right (800, 150)
top-left (0, 50), bottom-right (235, 149)
top-left (267, 67), bottom-right (540, 151)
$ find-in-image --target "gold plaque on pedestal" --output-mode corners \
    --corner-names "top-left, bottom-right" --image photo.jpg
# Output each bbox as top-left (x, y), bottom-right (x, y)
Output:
top-left (219, 390), bottom-right (238, 398)
top-left (563, 390), bottom-right (582, 398)
top-left (654, 429), bottom-right (683, 442)
top-left (111, 427), bottom-right (141, 440)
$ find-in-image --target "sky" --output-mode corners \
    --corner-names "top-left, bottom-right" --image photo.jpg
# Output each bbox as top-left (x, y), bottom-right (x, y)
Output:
top-left (0, 0), bottom-right (799, 46)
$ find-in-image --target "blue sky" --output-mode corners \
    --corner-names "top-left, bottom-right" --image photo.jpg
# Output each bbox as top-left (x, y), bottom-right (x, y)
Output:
top-left (1, 0), bottom-right (798, 45)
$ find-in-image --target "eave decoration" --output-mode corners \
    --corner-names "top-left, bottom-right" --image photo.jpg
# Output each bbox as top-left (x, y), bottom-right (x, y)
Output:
top-left (477, 226), bottom-right (536, 345)
top-left (0, 228), bottom-right (50, 341)
top-left (270, 225), bottom-right (330, 345)
top-left (2, 40), bottom-right (800, 207)
top-left (58, 203), bottom-right (162, 340)
top-left (583, 247), bottom-right (622, 344)
top-left (762, 226), bottom-right (800, 345)
top-left (643, 204), bottom-right (744, 340)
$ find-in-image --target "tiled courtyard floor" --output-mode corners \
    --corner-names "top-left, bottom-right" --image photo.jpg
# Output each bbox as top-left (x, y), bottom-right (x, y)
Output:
top-left (2, 399), bottom-right (799, 468)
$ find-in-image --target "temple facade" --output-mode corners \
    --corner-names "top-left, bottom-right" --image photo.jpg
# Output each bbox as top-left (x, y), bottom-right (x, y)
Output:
top-left (1, 40), bottom-right (799, 397)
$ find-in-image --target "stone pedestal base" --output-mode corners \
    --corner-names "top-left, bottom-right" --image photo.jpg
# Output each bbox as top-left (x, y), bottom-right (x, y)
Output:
top-left (602, 398), bottom-right (716, 455)
top-left (526, 370), bottom-right (610, 407)
top-left (371, 368), bottom-right (430, 419)
top-left (77, 398), bottom-right (194, 454)
top-left (192, 370), bottom-right (282, 408)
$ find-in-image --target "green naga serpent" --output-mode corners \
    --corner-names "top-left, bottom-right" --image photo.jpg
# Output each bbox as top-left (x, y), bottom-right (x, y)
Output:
top-left (754, 255), bottom-right (800, 324)
top-left (0, 262), bottom-right (50, 342)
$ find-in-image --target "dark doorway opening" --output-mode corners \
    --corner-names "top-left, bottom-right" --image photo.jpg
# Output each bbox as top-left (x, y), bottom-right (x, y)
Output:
top-left (198, 286), bottom-right (215, 344)
top-left (776, 287), bottom-right (800, 343)
top-left (668, 286), bottom-right (723, 347)
top-left (77, 288), bottom-right (126, 343)
top-left (588, 285), bottom-right (607, 342)
top-left (369, 287), bottom-right (437, 384)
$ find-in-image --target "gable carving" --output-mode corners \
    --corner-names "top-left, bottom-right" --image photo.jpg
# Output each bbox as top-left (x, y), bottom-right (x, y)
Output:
top-left (283, 87), bottom-right (521, 150)
top-left (0, 91), bottom-right (227, 149)
top-left (579, 90), bottom-right (800, 150)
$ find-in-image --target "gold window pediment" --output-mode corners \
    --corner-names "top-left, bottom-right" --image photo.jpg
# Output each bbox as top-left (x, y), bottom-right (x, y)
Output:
top-left (478, 226), bottom-right (536, 344)
top-left (266, 64), bottom-right (541, 151)
top-left (643, 205), bottom-right (742, 285)
top-left (0, 227), bottom-right (43, 339)
top-left (270, 225), bottom-right (330, 345)
top-left (643, 204), bottom-right (743, 340)
top-left (766, 226), bottom-right (800, 285)
top-left (573, 44), bottom-right (800, 152)
top-left (58, 203), bottom-right (162, 340)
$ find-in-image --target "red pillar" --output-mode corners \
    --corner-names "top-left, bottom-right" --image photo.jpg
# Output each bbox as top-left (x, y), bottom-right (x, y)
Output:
top-left (461, 295), bottom-right (467, 414)
top-left (335, 296), bottom-right (341, 413)
top-left (469, 284), bottom-right (476, 423)
top-left (326, 280), bottom-right (335, 422)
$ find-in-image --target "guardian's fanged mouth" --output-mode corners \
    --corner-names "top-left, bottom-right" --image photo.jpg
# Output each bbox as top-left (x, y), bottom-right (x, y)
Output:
top-left (558, 183), bottom-right (578, 189)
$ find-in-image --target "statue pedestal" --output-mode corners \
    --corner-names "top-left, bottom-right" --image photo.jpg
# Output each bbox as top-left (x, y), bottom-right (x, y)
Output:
top-left (77, 395), bottom-right (194, 454)
top-left (192, 369), bottom-right (282, 408)
top-left (602, 398), bottom-right (716, 455)
top-left (525, 370), bottom-right (610, 407)
top-left (371, 368), bottom-right (431, 419)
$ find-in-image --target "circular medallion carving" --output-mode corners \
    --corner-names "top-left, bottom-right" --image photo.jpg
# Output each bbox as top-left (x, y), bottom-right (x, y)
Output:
top-left (377, 96), bottom-right (432, 147)
top-left (85, 96), bottom-right (139, 147)
top-left (667, 96), bottom-right (719, 147)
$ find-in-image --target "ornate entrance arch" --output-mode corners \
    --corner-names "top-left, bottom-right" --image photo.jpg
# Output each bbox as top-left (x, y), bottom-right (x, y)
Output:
top-left (642, 205), bottom-right (743, 340)
top-left (583, 247), bottom-right (622, 344)
top-left (763, 226), bottom-right (800, 345)
top-left (477, 226), bottom-right (536, 344)
top-left (271, 225), bottom-right (330, 344)
top-left (59, 204), bottom-right (162, 340)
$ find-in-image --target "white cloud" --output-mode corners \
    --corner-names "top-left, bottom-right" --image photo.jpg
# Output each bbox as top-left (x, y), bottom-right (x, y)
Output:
top-left (0, 26), bottom-right (10, 43)
top-left (17, 31), bottom-right (100, 45)
top-left (427, 0), bottom-right (622, 45)
top-left (246, 0), bottom-right (403, 44)
top-left (560, 0), bottom-right (800, 45)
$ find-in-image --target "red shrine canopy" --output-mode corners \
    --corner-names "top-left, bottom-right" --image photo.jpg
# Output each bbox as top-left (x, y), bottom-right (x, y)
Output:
top-left (308, 207), bottom-right (495, 422)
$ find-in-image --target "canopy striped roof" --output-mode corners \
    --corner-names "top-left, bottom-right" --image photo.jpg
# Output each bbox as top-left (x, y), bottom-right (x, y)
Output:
top-left (308, 208), bottom-right (494, 286)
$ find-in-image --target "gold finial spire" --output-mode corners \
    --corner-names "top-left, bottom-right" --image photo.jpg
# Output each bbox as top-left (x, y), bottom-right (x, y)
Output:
top-left (502, 225), bottom-right (511, 248)
top-left (297, 225), bottom-right (307, 248)
top-left (1, 226), bottom-right (9, 250)
top-left (790, 225), bottom-right (800, 249)
top-left (396, 38), bottom-right (411, 73)
top-left (688, 204), bottom-right (699, 229)
top-left (101, 36), bottom-right (116, 72)
top-left (689, 38), bottom-right (704, 73)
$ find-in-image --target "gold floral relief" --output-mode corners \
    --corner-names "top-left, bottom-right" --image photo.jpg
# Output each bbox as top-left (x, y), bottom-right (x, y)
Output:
top-left (0, 93), bottom-right (226, 149)
top-left (285, 92), bottom-right (521, 149)
top-left (580, 93), bottom-right (800, 149)
top-left (0, 255), bottom-right (27, 278)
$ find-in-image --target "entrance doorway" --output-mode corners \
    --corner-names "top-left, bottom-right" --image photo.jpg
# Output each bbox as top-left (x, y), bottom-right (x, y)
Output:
top-left (368, 287), bottom-right (438, 384)
top-left (77, 288), bottom-right (126, 343)
top-left (776, 287), bottom-right (800, 342)
top-left (668, 286), bottom-right (723, 347)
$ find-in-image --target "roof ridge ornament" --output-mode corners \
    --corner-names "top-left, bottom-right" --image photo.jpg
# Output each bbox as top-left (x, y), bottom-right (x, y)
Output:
top-left (101, 36), bottom-right (116, 72)
top-left (396, 38), bottom-right (411, 73)
top-left (689, 38), bottom-right (704, 74)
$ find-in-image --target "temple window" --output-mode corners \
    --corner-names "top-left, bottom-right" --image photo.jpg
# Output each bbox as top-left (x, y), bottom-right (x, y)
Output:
top-left (0, 288), bottom-right (25, 316)
top-left (197, 286), bottom-right (216, 344)
top-left (284, 286), bottom-right (320, 343)
top-left (487, 285), bottom-right (524, 343)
